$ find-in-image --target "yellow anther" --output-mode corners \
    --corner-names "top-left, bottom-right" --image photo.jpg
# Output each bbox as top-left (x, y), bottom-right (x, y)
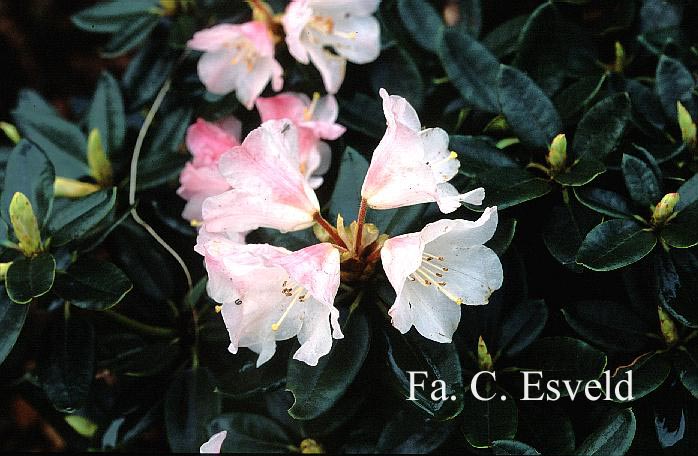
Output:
top-left (215, 305), bottom-right (223, 313)
top-left (303, 92), bottom-right (322, 121)
top-left (449, 151), bottom-right (458, 159)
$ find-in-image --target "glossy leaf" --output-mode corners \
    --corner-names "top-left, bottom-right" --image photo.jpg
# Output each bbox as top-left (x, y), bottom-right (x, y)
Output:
top-left (497, 65), bottom-right (562, 149)
top-left (492, 440), bottom-right (540, 455)
top-left (397, 0), bottom-right (442, 52)
top-left (577, 219), bottom-right (657, 271)
top-left (0, 140), bottom-right (55, 227)
top-left (0, 287), bottom-right (29, 365)
top-left (610, 352), bottom-right (671, 402)
top-left (101, 14), bottom-right (160, 58)
top-left (87, 71), bottom-right (125, 156)
top-left (574, 409), bottom-right (636, 455)
top-left (337, 92), bottom-right (384, 139)
top-left (286, 311), bottom-right (369, 420)
top-left (39, 314), bottom-right (95, 412)
top-left (369, 47), bottom-right (424, 110)
top-left (438, 28), bottom-right (500, 113)
top-left (47, 188), bottom-right (116, 246)
top-left (71, 0), bottom-right (160, 33)
top-left (470, 168), bottom-right (552, 210)
top-left (54, 257), bottom-right (132, 310)
top-left (656, 55), bottom-right (696, 120)
top-left (553, 160), bottom-right (605, 187)
top-left (451, 135), bottom-right (518, 176)
top-left (661, 201), bottom-right (698, 248)
top-left (208, 413), bottom-right (292, 453)
top-left (574, 187), bottom-right (634, 219)
top-left (165, 367), bottom-right (222, 452)
top-left (572, 93), bottom-right (631, 162)
top-left (5, 254), bottom-right (56, 304)
top-left (462, 385), bottom-right (517, 448)
top-left (621, 154), bottom-right (662, 207)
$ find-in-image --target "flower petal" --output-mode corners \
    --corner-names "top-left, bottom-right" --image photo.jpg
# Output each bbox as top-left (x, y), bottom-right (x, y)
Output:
top-left (200, 430), bottom-right (227, 453)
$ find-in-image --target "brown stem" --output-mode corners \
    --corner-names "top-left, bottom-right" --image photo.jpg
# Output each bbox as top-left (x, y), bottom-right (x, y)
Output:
top-left (354, 198), bottom-right (368, 256)
top-left (313, 213), bottom-right (346, 248)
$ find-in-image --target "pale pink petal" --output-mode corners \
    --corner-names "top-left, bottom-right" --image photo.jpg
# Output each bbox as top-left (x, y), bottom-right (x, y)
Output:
top-left (307, 43), bottom-right (347, 94)
top-left (380, 233), bottom-right (424, 295)
top-left (256, 92), bottom-right (309, 122)
top-left (276, 243), bottom-right (340, 307)
top-left (177, 163), bottom-right (231, 221)
top-left (187, 24), bottom-right (241, 51)
top-left (186, 118), bottom-right (241, 167)
top-left (310, 0), bottom-right (380, 16)
top-left (283, 0), bottom-right (313, 64)
top-left (200, 431), bottom-right (227, 453)
top-left (202, 120), bottom-right (320, 233)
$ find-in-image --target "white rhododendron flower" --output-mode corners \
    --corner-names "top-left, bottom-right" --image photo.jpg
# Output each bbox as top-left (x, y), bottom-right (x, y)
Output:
top-left (177, 117), bottom-right (241, 222)
top-left (256, 92), bottom-right (345, 188)
top-left (195, 230), bottom-right (343, 366)
top-left (187, 21), bottom-right (283, 109)
top-left (202, 120), bottom-right (321, 234)
top-left (361, 89), bottom-right (485, 213)
top-left (200, 431), bottom-right (227, 453)
top-left (380, 207), bottom-right (503, 343)
top-left (283, 0), bottom-right (381, 93)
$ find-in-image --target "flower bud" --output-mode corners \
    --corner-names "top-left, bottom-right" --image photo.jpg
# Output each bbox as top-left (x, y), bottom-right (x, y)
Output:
top-left (300, 438), bottom-right (324, 454)
top-left (613, 41), bottom-right (625, 73)
top-left (651, 192), bottom-right (680, 226)
top-left (677, 101), bottom-right (697, 150)
top-left (477, 336), bottom-right (494, 372)
top-left (159, 0), bottom-right (178, 16)
top-left (87, 129), bottom-right (112, 186)
top-left (54, 177), bottom-right (101, 198)
top-left (9, 192), bottom-right (42, 257)
top-left (658, 306), bottom-right (679, 347)
top-left (0, 121), bottom-right (20, 144)
top-left (547, 133), bottom-right (567, 171)
top-left (0, 262), bottom-right (10, 280)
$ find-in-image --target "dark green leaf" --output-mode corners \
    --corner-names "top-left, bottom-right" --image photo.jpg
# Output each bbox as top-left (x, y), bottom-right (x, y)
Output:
top-left (577, 219), bottom-right (657, 271)
top-left (486, 217), bottom-right (517, 256)
top-left (573, 93), bottom-right (631, 161)
top-left (561, 300), bottom-right (653, 353)
top-left (497, 65), bottom-right (562, 149)
top-left (40, 314), bottom-right (94, 412)
top-left (543, 204), bottom-right (586, 268)
top-left (470, 168), bottom-right (552, 210)
top-left (554, 74), bottom-right (607, 122)
top-left (98, 333), bottom-right (179, 377)
top-left (451, 135), bottom-right (518, 176)
top-left (610, 352), bottom-right (671, 402)
top-left (373, 408), bottom-right (454, 453)
top-left (87, 71), bottom-right (125, 156)
top-left (0, 287), bottom-right (29, 365)
top-left (656, 55), bottom-right (696, 120)
top-left (11, 101), bottom-right (88, 179)
top-left (328, 147), bottom-right (368, 223)
top-left (71, 0), bottom-right (159, 33)
top-left (661, 201), bottom-right (698, 248)
top-left (369, 47), bottom-right (424, 110)
top-left (496, 298), bottom-right (547, 358)
top-left (574, 187), bottom-right (634, 219)
top-left (397, 0), bottom-right (443, 52)
top-left (207, 413), bottom-right (292, 453)
top-left (381, 325), bottom-right (464, 420)
top-left (492, 440), bottom-right (540, 455)
top-left (516, 337), bottom-right (607, 394)
top-left (165, 367), bottom-right (222, 452)
top-left (660, 250), bottom-right (698, 328)
top-left (5, 254), bottom-right (56, 304)
top-left (553, 160), bottom-right (605, 187)
top-left (677, 173), bottom-right (698, 211)
top-left (287, 311), bottom-right (369, 420)
top-left (621, 154), bottom-right (661, 207)
top-left (122, 38), bottom-right (177, 110)
top-left (519, 404), bottom-right (575, 454)
top-left (337, 92), bottom-right (385, 139)
top-left (54, 258), bottom-right (132, 310)
top-left (47, 188), bottom-right (116, 246)
top-left (482, 15), bottom-right (529, 58)
top-left (1, 140), bottom-right (55, 227)
top-left (462, 385), bottom-right (517, 448)
top-left (438, 28), bottom-right (500, 113)
top-left (674, 348), bottom-right (698, 399)
top-left (101, 14), bottom-right (160, 58)
top-left (574, 409), bottom-right (636, 455)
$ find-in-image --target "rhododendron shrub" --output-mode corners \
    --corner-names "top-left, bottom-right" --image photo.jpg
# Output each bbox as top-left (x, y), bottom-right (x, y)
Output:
top-left (2, 0), bottom-right (698, 453)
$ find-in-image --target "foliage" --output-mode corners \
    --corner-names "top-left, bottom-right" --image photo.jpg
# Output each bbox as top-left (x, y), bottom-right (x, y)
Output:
top-left (2, 0), bottom-right (698, 453)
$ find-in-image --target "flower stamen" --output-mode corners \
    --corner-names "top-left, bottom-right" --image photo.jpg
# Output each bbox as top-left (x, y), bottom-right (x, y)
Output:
top-left (412, 255), bottom-right (464, 305)
top-left (303, 92), bottom-right (321, 121)
top-left (272, 283), bottom-right (305, 331)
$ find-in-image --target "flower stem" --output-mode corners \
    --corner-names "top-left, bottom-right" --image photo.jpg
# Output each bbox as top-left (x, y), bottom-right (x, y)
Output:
top-left (104, 310), bottom-right (176, 338)
top-left (313, 213), bottom-right (346, 248)
top-left (354, 198), bottom-right (368, 256)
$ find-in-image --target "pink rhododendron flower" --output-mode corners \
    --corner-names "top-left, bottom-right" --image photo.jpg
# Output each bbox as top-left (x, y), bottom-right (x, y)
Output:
top-left (361, 89), bottom-right (486, 213)
top-left (380, 207), bottom-right (503, 343)
top-left (187, 21), bottom-right (283, 109)
top-left (195, 230), bottom-right (343, 366)
top-left (256, 92), bottom-right (346, 188)
top-left (283, 0), bottom-right (380, 93)
top-left (200, 431), bottom-right (227, 453)
top-left (177, 117), bottom-right (241, 221)
top-left (202, 120), bottom-right (321, 234)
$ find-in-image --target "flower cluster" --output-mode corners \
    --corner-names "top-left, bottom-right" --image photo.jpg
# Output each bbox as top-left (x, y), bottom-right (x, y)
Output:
top-left (183, 87), bottom-right (503, 370)
top-left (187, 0), bottom-right (381, 108)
